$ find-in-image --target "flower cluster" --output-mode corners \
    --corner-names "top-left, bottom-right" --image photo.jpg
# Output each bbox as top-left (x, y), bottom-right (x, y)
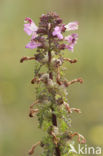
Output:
top-left (21, 12), bottom-right (85, 156)
top-left (24, 15), bottom-right (78, 52)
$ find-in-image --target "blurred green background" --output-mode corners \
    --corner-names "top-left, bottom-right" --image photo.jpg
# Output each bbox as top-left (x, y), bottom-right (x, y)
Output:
top-left (0, 0), bottom-right (103, 155)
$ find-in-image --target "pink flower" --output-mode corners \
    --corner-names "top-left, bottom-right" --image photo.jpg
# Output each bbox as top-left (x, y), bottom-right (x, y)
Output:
top-left (52, 26), bottom-right (63, 40)
top-left (65, 44), bottom-right (74, 52)
top-left (65, 33), bottom-right (78, 52)
top-left (65, 33), bottom-right (78, 43)
top-left (24, 17), bottom-right (38, 36)
top-left (25, 41), bottom-right (41, 49)
top-left (65, 22), bottom-right (78, 31)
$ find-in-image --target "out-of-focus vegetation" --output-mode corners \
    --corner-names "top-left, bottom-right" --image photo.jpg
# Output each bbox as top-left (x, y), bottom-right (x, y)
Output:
top-left (0, 0), bottom-right (103, 155)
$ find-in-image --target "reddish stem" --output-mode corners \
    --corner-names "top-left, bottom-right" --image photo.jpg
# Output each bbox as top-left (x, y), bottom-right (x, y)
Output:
top-left (48, 32), bottom-right (61, 156)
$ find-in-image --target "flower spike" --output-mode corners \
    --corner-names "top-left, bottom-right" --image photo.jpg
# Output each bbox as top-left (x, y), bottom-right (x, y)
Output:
top-left (21, 12), bottom-right (85, 156)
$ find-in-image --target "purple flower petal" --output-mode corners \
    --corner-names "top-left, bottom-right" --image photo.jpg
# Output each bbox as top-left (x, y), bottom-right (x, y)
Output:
top-left (52, 26), bottom-right (63, 40)
top-left (65, 22), bottom-right (79, 31)
top-left (31, 32), bottom-right (37, 40)
top-left (65, 33), bottom-right (78, 52)
top-left (57, 33), bottom-right (63, 40)
top-left (65, 33), bottom-right (78, 44)
top-left (24, 17), bottom-right (38, 36)
top-left (65, 44), bottom-right (74, 52)
top-left (25, 41), bottom-right (41, 49)
top-left (24, 24), bottom-right (32, 36)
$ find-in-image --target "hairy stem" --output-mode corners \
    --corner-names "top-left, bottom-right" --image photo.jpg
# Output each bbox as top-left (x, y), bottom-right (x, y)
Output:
top-left (51, 107), bottom-right (61, 156)
top-left (48, 30), bottom-right (61, 156)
